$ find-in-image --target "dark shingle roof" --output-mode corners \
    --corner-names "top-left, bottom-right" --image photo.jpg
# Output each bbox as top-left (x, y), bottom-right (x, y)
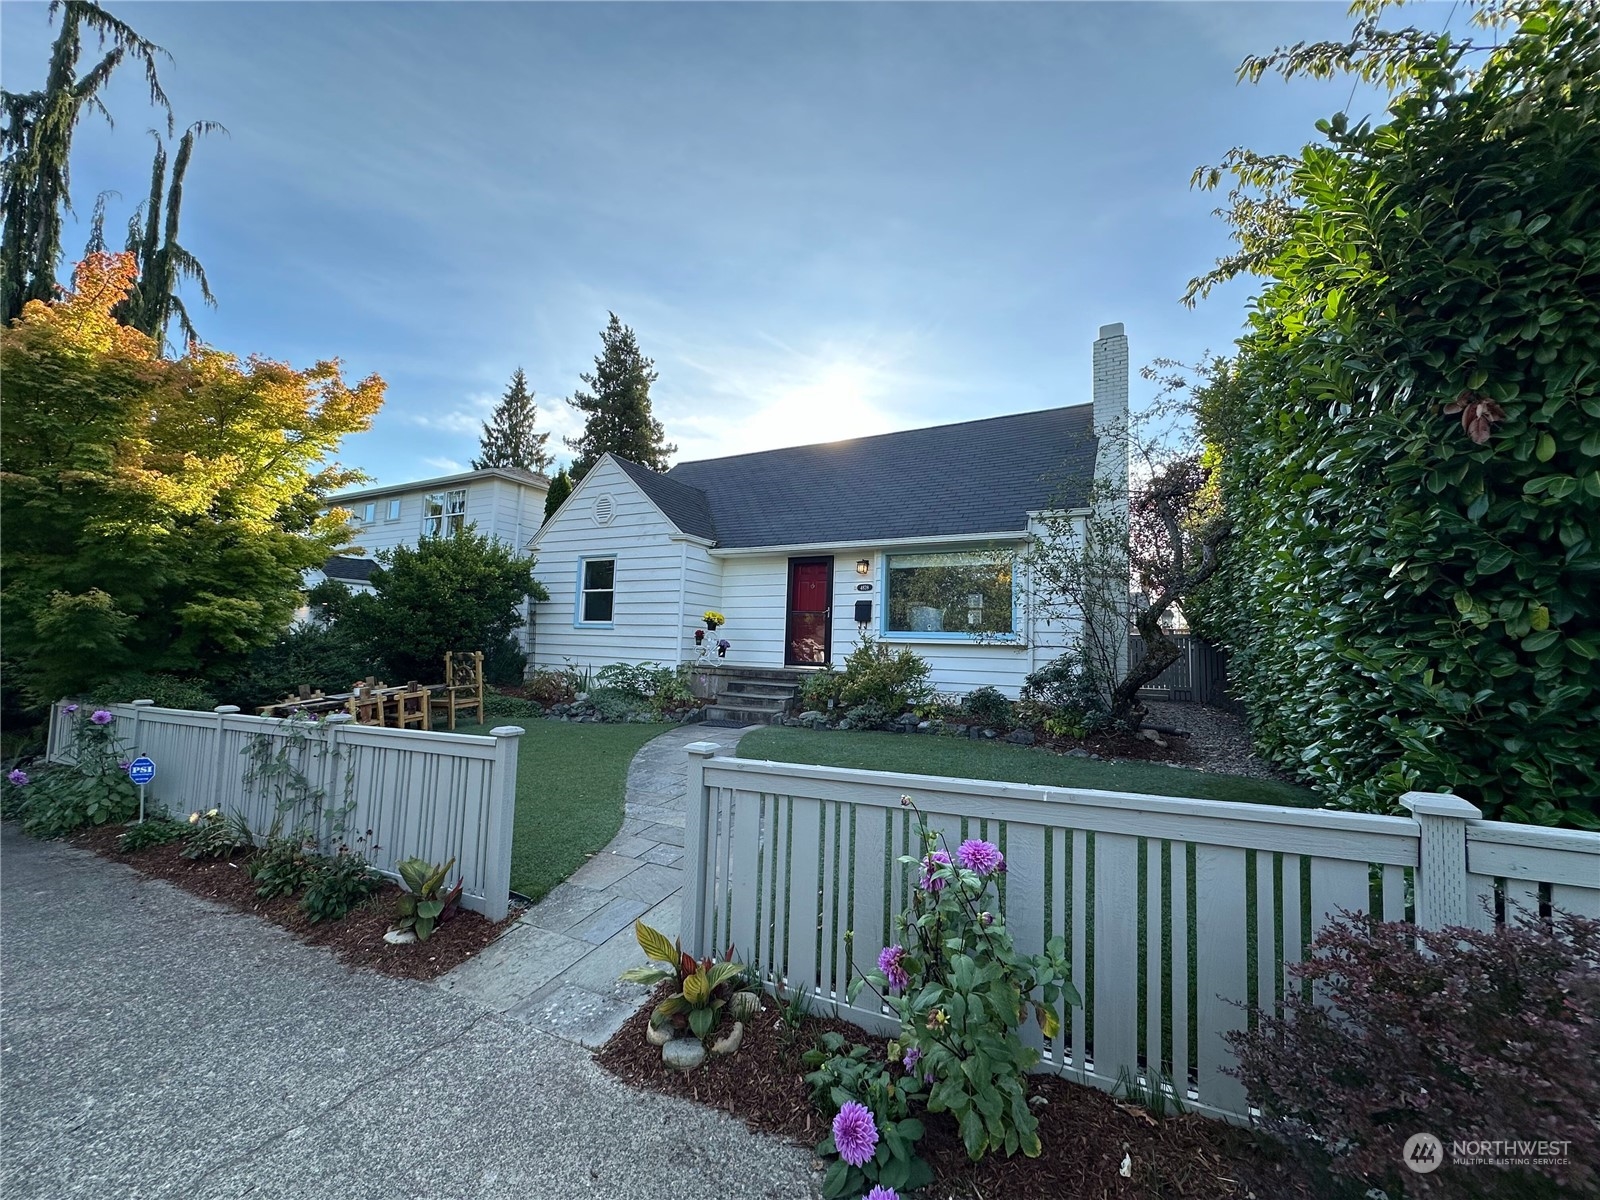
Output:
top-left (649, 406), bottom-right (1095, 549)
top-left (611, 456), bottom-right (719, 541)
top-left (323, 556), bottom-right (377, 583)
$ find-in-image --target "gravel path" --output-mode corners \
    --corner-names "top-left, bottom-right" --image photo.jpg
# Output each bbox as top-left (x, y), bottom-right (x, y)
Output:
top-left (1141, 700), bottom-right (1286, 782)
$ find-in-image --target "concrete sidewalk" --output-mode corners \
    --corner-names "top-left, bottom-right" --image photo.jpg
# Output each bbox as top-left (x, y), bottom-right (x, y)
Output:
top-left (438, 725), bottom-right (754, 1048)
top-left (0, 816), bottom-right (813, 1200)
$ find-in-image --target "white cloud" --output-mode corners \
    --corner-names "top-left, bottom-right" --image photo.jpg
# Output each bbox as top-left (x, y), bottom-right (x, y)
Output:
top-left (404, 391), bottom-right (496, 435)
top-left (422, 456), bottom-right (465, 473)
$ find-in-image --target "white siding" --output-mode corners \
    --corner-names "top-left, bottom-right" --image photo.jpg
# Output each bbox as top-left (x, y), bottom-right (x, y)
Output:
top-left (530, 458), bottom-right (708, 670)
top-left (710, 527), bottom-right (1080, 698)
top-left (342, 477), bottom-right (542, 559)
top-left (527, 465), bottom-right (1085, 696)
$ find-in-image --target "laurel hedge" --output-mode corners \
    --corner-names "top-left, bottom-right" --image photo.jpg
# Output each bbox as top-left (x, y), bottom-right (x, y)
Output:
top-left (1195, 3), bottom-right (1599, 826)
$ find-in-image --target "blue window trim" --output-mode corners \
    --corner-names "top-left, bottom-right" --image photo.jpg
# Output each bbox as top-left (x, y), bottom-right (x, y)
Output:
top-left (574, 555), bottom-right (616, 628)
top-left (878, 549), bottom-right (1025, 645)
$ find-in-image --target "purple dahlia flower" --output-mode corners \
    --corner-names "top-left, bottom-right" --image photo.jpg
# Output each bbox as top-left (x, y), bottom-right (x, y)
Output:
top-left (877, 944), bottom-right (909, 993)
top-left (831, 1101), bottom-right (879, 1167)
top-left (7, 769), bottom-right (28, 786)
top-left (920, 849), bottom-right (952, 891)
top-left (867, 1188), bottom-right (901, 1200)
top-left (90, 710), bottom-right (113, 726)
top-left (901, 1045), bottom-right (921, 1072)
top-left (957, 838), bottom-right (1004, 876)
top-left (64, 703), bottom-right (79, 714)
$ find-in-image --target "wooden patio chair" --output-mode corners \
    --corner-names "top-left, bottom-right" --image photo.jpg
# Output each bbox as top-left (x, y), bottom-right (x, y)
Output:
top-left (428, 651), bottom-right (484, 731)
top-left (389, 684), bottom-right (431, 731)
top-left (345, 682), bottom-right (388, 726)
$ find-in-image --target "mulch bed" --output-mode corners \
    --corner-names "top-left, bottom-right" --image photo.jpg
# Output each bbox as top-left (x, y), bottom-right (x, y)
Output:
top-left (67, 823), bottom-right (513, 981)
top-left (597, 988), bottom-right (1348, 1200)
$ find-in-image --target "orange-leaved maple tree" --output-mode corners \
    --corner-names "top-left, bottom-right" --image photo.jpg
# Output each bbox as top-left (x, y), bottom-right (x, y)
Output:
top-left (0, 252), bottom-right (385, 702)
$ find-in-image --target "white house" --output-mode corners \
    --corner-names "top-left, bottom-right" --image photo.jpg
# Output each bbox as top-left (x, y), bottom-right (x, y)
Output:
top-left (528, 324), bottom-right (1130, 701)
top-left (310, 466), bottom-right (550, 649)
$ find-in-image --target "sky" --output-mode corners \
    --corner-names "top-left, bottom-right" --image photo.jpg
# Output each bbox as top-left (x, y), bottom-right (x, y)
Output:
top-left (0, 1), bottom-right (1433, 486)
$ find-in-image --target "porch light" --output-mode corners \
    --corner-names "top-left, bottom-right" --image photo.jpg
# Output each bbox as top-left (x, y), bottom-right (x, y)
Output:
top-left (856, 559), bottom-right (871, 575)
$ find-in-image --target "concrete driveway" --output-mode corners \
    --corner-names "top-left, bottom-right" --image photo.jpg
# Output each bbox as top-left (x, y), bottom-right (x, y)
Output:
top-left (0, 823), bottom-right (814, 1200)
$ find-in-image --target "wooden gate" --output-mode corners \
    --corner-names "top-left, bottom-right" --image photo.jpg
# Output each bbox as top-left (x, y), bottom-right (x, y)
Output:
top-left (1128, 635), bottom-right (1239, 712)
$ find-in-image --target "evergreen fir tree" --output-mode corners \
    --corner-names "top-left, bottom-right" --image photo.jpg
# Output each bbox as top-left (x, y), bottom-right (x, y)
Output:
top-left (473, 367), bottom-right (552, 472)
top-left (564, 312), bottom-right (675, 479)
top-left (2, 1), bottom-right (173, 324)
top-left (542, 467), bottom-right (572, 523)
top-left (114, 121), bottom-right (222, 350)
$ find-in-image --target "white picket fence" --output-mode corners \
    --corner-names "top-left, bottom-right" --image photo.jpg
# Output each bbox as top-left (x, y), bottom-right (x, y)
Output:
top-left (679, 745), bottom-right (1600, 1122)
top-left (48, 700), bottom-right (524, 920)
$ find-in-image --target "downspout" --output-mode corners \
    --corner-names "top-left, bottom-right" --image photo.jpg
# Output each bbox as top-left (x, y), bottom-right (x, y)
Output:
top-left (677, 540), bottom-right (689, 665)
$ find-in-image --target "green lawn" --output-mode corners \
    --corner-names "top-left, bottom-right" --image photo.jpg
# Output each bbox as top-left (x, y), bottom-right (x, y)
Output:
top-left (736, 726), bottom-right (1317, 807)
top-left (456, 720), bottom-right (673, 900)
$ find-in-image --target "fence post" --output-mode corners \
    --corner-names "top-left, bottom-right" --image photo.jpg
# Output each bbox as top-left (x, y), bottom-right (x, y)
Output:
top-left (128, 699), bottom-right (155, 761)
top-left (1400, 791), bottom-right (1483, 929)
top-left (210, 706), bottom-right (240, 829)
top-left (680, 741), bottom-right (721, 958)
top-left (321, 713), bottom-right (354, 852)
top-left (483, 725), bottom-right (525, 923)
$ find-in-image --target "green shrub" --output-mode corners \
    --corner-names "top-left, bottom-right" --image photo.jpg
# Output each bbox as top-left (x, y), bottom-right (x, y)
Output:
top-left (92, 671), bottom-right (217, 711)
top-left (217, 620), bottom-right (380, 710)
top-left (116, 818), bottom-right (188, 853)
top-left (1189, 1), bottom-right (1600, 826)
top-left (840, 701), bottom-right (892, 730)
top-left (180, 808), bottom-right (253, 860)
top-left (837, 636), bottom-right (932, 714)
top-left (1020, 653), bottom-right (1110, 737)
top-left (482, 692), bottom-right (540, 720)
top-left (961, 686), bottom-right (1014, 730)
top-left (585, 687), bottom-right (636, 722)
top-left (483, 636), bottom-right (527, 688)
top-left (299, 841), bottom-right (383, 923)
top-left (247, 832), bottom-right (315, 900)
top-left (524, 669), bottom-right (575, 707)
top-left (595, 662), bottom-right (695, 717)
top-left (800, 668), bottom-right (846, 712)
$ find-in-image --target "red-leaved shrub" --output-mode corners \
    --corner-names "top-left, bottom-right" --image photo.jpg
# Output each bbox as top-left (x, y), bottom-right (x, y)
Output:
top-left (1227, 909), bottom-right (1599, 1198)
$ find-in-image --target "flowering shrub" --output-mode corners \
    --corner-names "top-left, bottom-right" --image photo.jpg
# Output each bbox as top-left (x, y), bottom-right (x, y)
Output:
top-left (180, 808), bottom-right (253, 860)
top-left (802, 1031), bottom-right (931, 1199)
top-left (1227, 909), bottom-right (1600, 1198)
top-left (15, 706), bottom-right (137, 837)
top-left (851, 798), bottom-right (1079, 1161)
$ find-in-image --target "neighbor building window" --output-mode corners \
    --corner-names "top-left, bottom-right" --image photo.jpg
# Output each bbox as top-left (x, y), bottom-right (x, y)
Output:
top-left (885, 550), bottom-right (1015, 635)
top-left (359, 502), bottom-right (376, 524)
top-left (386, 498), bottom-right (402, 521)
top-left (422, 488), bottom-right (467, 537)
top-left (578, 558), bottom-right (615, 624)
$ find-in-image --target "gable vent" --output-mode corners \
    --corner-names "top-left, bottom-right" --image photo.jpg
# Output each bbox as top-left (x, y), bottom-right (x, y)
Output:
top-left (592, 494), bottom-right (616, 526)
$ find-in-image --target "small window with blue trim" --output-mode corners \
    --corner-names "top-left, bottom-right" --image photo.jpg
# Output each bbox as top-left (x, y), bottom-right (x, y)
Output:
top-left (579, 558), bottom-right (615, 624)
top-left (886, 550), bottom-right (1015, 636)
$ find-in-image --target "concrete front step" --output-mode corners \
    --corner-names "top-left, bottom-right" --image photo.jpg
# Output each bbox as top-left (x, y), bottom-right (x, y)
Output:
top-left (707, 693), bottom-right (787, 713)
top-left (704, 705), bottom-right (788, 725)
top-left (721, 681), bottom-right (799, 699)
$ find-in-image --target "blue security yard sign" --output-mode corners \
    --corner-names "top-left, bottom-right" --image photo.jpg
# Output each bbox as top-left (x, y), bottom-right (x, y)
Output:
top-left (128, 756), bottom-right (156, 823)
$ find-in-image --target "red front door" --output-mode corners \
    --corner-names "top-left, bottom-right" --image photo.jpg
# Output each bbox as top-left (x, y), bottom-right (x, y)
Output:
top-left (785, 557), bottom-right (833, 666)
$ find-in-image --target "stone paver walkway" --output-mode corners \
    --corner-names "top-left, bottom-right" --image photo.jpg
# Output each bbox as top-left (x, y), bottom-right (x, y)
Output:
top-left (437, 724), bottom-right (755, 1048)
